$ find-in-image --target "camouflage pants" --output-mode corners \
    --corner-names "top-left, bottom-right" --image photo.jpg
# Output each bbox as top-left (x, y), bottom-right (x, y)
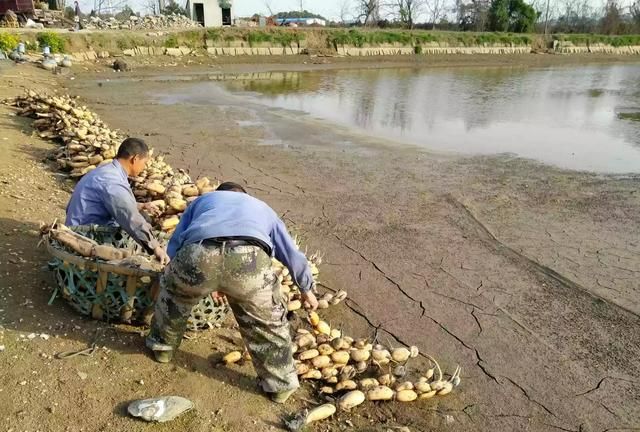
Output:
top-left (146, 242), bottom-right (299, 393)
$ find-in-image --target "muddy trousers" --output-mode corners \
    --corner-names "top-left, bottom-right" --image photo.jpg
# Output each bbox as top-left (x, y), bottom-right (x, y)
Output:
top-left (146, 242), bottom-right (299, 393)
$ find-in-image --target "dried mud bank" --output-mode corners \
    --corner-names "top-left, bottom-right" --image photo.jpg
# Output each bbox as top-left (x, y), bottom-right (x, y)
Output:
top-left (65, 61), bottom-right (640, 432)
top-left (0, 60), bottom-right (639, 432)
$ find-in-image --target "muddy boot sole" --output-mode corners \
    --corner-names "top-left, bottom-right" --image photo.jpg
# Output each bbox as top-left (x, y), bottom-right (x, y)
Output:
top-left (270, 388), bottom-right (296, 404)
top-left (153, 350), bottom-right (174, 364)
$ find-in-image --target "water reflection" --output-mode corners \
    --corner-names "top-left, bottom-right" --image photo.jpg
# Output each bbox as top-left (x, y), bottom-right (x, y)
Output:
top-left (226, 65), bottom-right (640, 173)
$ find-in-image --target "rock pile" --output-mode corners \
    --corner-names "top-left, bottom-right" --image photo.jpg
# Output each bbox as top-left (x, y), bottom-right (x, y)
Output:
top-left (83, 13), bottom-right (200, 30)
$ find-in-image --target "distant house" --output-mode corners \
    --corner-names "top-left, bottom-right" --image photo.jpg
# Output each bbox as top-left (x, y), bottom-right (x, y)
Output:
top-left (185, 0), bottom-right (233, 27)
top-left (276, 17), bottom-right (326, 27)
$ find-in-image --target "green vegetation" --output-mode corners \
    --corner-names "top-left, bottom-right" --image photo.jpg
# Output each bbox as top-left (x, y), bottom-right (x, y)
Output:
top-left (0, 32), bottom-right (19, 52)
top-left (618, 112), bottom-right (640, 121)
top-left (489, 0), bottom-right (538, 33)
top-left (244, 30), bottom-right (305, 47)
top-left (553, 33), bottom-right (640, 47)
top-left (6, 27), bottom-right (640, 57)
top-left (327, 29), bottom-right (533, 48)
top-left (114, 34), bottom-right (147, 50)
top-left (36, 32), bottom-right (66, 53)
top-left (162, 1), bottom-right (187, 16)
top-left (163, 35), bottom-right (179, 48)
top-left (275, 10), bottom-right (326, 20)
top-left (206, 28), bottom-right (223, 42)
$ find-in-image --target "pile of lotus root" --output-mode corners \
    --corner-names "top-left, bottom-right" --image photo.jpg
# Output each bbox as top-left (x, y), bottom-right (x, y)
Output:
top-left (7, 91), bottom-right (224, 232)
top-left (224, 306), bottom-right (461, 429)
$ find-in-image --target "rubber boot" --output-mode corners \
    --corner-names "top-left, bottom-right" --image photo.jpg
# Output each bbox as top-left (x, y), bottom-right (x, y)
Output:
top-left (270, 388), bottom-right (296, 404)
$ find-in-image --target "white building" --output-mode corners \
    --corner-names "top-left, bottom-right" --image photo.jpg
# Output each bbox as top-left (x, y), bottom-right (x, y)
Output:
top-left (186, 0), bottom-right (234, 27)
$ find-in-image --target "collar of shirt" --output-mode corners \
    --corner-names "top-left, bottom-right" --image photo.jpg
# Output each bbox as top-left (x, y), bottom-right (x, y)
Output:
top-left (112, 159), bottom-right (128, 183)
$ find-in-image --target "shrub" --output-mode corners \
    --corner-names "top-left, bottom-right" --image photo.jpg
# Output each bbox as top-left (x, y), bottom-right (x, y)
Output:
top-left (206, 28), bottom-right (222, 42)
top-left (37, 31), bottom-right (66, 53)
top-left (163, 35), bottom-right (179, 48)
top-left (0, 32), bottom-right (19, 52)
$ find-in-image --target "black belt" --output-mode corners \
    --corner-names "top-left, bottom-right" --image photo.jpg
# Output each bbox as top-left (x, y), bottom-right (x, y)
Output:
top-left (201, 237), bottom-right (271, 256)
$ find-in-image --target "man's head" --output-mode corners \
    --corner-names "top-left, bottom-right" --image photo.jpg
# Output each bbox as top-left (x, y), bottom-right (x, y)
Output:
top-left (216, 182), bottom-right (247, 193)
top-left (116, 137), bottom-right (149, 177)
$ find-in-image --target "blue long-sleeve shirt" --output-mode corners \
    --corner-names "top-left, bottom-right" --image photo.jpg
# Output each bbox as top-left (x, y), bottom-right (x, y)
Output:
top-left (65, 160), bottom-right (159, 254)
top-left (167, 191), bottom-right (315, 293)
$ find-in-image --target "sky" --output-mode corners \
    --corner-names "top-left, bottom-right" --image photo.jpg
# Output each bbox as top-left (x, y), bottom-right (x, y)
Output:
top-left (79, 0), bottom-right (348, 20)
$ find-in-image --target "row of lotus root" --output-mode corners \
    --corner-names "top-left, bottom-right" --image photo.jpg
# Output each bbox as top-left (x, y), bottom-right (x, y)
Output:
top-left (8, 91), bottom-right (121, 178)
top-left (6, 92), bottom-right (219, 232)
top-left (225, 308), bottom-right (461, 423)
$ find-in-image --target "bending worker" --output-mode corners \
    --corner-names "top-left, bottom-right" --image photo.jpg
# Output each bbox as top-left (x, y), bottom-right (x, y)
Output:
top-left (146, 182), bottom-right (318, 404)
top-left (66, 137), bottom-right (169, 264)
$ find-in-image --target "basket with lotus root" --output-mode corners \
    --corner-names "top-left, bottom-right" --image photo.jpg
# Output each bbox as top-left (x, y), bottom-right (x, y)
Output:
top-left (43, 224), bottom-right (229, 331)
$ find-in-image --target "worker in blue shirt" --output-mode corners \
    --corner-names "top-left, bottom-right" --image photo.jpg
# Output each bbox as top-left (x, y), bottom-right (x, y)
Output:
top-left (65, 138), bottom-right (169, 265)
top-left (146, 182), bottom-right (318, 404)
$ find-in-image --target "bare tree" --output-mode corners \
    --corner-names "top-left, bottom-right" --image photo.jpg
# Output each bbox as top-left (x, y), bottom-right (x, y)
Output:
top-left (393, 0), bottom-right (426, 28)
top-left (424, 0), bottom-right (445, 28)
top-left (299, 0), bottom-right (305, 12)
top-left (357, 0), bottom-right (380, 24)
top-left (632, 1), bottom-right (640, 30)
top-left (338, 0), bottom-right (353, 22)
top-left (556, 0), bottom-right (597, 33)
top-left (456, 0), bottom-right (490, 31)
top-left (144, 0), bottom-right (158, 15)
top-left (600, 0), bottom-right (622, 34)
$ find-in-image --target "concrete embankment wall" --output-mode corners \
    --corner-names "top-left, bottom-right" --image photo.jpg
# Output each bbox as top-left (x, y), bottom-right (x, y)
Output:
top-left (7, 28), bottom-right (640, 61)
top-left (69, 43), bottom-right (640, 61)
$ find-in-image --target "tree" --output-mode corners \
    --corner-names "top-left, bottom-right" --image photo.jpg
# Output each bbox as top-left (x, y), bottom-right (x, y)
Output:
top-left (489, 0), bottom-right (509, 31)
top-left (425, 0), bottom-right (447, 29)
top-left (338, 0), bottom-right (353, 22)
top-left (600, 0), bottom-right (622, 34)
top-left (457, 0), bottom-right (491, 31)
top-left (509, 0), bottom-right (537, 32)
top-left (115, 4), bottom-right (135, 20)
top-left (145, 0), bottom-right (158, 15)
top-left (632, 1), bottom-right (640, 31)
top-left (275, 10), bottom-right (327, 20)
top-left (357, 0), bottom-right (380, 25)
top-left (394, 0), bottom-right (425, 28)
top-left (555, 0), bottom-right (597, 33)
top-left (163, 0), bottom-right (187, 15)
top-left (488, 0), bottom-right (537, 32)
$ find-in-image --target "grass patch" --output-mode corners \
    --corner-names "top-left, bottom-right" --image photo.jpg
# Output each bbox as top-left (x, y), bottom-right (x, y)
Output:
top-left (206, 28), bottom-right (222, 42)
top-left (244, 29), bottom-right (304, 47)
top-left (176, 30), bottom-right (204, 48)
top-left (115, 34), bottom-right (147, 50)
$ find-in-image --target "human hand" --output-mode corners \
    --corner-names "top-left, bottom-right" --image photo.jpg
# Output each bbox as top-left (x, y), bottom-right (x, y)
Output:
top-left (140, 202), bottom-right (163, 217)
top-left (153, 246), bottom-right (170, 266)
top-left (301, 291), bottom-right (318, 311)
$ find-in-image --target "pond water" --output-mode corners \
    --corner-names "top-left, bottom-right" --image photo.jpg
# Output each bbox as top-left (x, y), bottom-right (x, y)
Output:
top-left (220, 64), bottom-right (640, 173)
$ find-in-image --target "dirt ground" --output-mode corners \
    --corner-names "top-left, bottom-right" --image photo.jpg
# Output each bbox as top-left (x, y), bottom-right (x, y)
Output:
top-left (1, 53), bottom-right (640, 432)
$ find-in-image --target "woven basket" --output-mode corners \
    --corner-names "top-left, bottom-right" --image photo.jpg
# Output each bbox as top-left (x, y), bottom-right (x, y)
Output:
top-left (45, 225), bottom-right (230, 330)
